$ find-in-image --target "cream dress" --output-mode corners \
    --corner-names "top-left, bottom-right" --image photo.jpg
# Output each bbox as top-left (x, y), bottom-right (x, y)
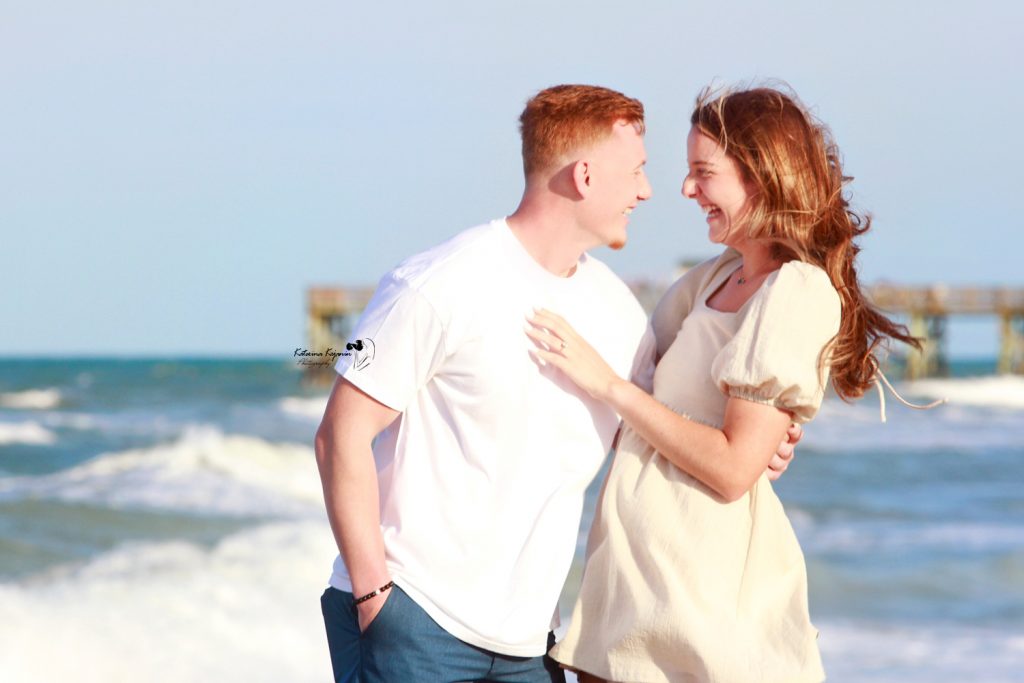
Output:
top-left (550, 250), bottom-right (841, 683)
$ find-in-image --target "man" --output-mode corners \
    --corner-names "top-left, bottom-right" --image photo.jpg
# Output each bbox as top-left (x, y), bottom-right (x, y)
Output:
top-left (316, 84), bottom-right (796, 683)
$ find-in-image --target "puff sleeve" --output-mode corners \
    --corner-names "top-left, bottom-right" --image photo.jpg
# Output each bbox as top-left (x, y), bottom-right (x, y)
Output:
top-left (710, 261), bottom-right (841, 424)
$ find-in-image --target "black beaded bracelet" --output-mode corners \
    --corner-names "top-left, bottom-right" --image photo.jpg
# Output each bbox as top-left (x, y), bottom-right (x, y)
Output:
top-left (354, 580), bottom-right (394, 605)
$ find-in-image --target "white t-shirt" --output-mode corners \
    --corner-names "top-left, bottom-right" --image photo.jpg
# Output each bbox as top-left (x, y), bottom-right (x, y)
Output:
top-left (332, 219), bottom-right (652, 656)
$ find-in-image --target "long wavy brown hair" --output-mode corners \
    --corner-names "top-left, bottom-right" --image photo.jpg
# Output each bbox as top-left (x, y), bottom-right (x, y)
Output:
top-left (691, 85), bottom-right (920, 400)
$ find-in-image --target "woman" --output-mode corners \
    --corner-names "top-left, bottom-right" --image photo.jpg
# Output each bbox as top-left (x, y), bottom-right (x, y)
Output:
top-left (526, 86), bottom-right (920, 682)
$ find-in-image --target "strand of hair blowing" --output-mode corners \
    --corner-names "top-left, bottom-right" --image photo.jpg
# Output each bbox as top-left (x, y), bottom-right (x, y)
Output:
top-left (693, 87), bottom-right (920, 401)
top-left (823, 198), bottom-right (920, 400)
top-left (808, 114), bottom-right (921, 401)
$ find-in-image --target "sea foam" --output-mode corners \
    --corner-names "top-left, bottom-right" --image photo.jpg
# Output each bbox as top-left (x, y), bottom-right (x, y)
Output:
top-left (0, 388), bottom-right (62, 410)
top-left (0, 521), bottom-right (337, 683)
top-left (803, 390), bottom-right (1024, 454)
top-left (0, 427), bottom-right (322, 517)
top-left (818, 619), bottom-right (1024, 682)
top-left (0, 421), bottom-right (57, 446)
top-left (791, 514), bottom-right (1024, 553)
top-left (278, 395), bottom-right (329, 422)
top-left (903, 374), bottom-right (1024, 409)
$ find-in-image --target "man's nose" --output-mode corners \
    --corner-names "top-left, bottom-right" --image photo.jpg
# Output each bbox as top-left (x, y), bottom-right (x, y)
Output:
top-left (638, 173), bottom-right (653, 201)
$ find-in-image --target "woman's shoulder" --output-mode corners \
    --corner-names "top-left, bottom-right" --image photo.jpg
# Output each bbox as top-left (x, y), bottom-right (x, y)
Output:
top-left (763, 260), bottom-right (841, 310)
top-left (731, 261), bottom-right (842, 377)
top-left (651, 250), bottom-right (739, 352)
top-left (698, 248), bottom-right (742, 285)
top-left (735, 259), bottom-right (842, 350)
top-left (659, 249), bottom-right (740, 304)
top-left (714, 259), bottom-right (842, 423)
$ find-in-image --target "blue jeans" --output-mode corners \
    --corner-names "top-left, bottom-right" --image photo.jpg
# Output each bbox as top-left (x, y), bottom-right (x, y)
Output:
top-left (320, 585), bottom-right (566, 683)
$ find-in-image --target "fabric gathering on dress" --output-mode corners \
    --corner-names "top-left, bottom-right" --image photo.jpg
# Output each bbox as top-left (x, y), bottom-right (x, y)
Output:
top-left (550, 249), bottom-right (841, 683)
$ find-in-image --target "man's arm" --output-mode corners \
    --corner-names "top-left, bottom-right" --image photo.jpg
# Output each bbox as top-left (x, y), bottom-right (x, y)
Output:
top-left (315, 377), bottom-right (400, 631)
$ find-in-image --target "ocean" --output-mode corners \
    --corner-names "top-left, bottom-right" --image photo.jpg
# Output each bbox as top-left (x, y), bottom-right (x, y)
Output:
top-left (0, 358), bottom-right (1021, 681)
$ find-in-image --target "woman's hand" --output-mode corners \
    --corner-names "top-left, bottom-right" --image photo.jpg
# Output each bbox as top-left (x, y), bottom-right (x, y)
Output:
top-left (526, 309), bottom-right (624, 402)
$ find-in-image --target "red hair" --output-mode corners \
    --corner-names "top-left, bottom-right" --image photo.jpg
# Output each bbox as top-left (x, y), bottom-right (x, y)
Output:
top-left (691, 86), bottom-right (920, 400)
top-left (519, 85), bottom-right (645, 176)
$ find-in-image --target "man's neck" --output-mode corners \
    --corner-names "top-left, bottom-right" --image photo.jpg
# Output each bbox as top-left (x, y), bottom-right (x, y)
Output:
top-left (506, 200), bottom-right (589, 278)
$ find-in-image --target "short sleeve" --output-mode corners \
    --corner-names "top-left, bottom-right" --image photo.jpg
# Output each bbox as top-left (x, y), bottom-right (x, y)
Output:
top-left (651, 250), bottom-right (739, 361)
top-left (335, 274), bottom-right (446, 412)
top-left (710, 262), bottom-right (841, 423)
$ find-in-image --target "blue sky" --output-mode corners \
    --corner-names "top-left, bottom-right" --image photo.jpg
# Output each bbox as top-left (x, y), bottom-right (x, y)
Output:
top-left (3, 1), bottom-right (1020, 357)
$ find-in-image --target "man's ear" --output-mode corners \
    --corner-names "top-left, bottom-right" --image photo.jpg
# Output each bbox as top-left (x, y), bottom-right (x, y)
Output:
top-left (571, 160), bottom-right (591, 197)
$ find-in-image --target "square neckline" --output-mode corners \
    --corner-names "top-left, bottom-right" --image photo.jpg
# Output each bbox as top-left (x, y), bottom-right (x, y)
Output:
top-left (701, 262), bottom-right (758, 315)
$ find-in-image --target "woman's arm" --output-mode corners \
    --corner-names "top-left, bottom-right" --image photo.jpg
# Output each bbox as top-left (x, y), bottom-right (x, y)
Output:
top-left (528, 309), bottom-right (791, 502)
top-left (604, 380), bottom-right (791, 502)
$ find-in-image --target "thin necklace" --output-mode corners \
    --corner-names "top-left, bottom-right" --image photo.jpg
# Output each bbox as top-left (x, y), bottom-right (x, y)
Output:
top-left (737, 261), bottom-right (780, 285)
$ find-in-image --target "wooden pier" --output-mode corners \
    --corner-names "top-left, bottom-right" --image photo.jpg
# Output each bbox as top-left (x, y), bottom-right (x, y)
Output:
top-left (866, 284), bottom-right (1024, 379)
top-left (305, 282), bottom-right (1024, 382)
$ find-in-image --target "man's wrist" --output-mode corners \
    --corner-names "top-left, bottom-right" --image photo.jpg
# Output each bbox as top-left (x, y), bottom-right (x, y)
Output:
top-left (354, 580), bottom-right (394, 605)
top-left (349, 563), bottom-right (392, 600)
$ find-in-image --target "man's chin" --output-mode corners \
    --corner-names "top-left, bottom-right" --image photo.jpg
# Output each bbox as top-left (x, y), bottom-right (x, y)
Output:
top-left (608, 239), bottom-right (626, 251)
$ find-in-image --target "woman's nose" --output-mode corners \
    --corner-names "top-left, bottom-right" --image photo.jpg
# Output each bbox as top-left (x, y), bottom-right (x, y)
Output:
top-left (681, 175), bottom-right (697, 198)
